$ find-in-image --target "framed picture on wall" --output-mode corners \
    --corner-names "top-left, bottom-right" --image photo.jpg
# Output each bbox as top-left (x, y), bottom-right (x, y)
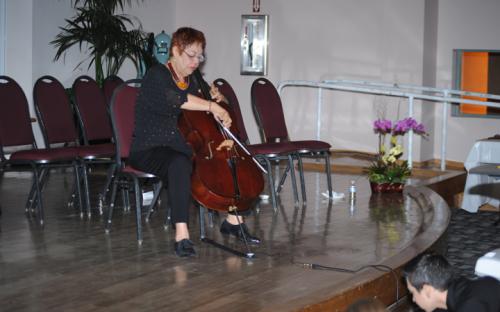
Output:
top-left (240, 15), bottom-right (268, 76)
top-left (452, 49), bottom-right (500, 118)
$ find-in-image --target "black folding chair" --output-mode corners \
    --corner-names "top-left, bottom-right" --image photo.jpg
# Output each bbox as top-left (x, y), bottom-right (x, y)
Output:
top-left (214, 77), bottom-right (300, 210)
top-left (251, 77), bottom-right (333, 203)
top-left (103, 75), bottom-right (124, 106)
top-left (0, 75), bottom-right (82, 224)
top-left (105, 79), bottom-right (164, 245)
top-left (72, 75), bottom-right (116, 214)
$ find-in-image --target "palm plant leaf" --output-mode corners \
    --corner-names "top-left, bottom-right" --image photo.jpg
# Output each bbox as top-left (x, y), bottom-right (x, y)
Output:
top-left (51, 0), bottom-right (150, 85)
top-left (73, 0), bottom-right (137, 12)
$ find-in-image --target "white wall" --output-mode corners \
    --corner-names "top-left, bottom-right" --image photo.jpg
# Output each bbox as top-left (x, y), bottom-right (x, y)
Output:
top-left (4, 0), bottom-right (45, 144)
top-left (5, 0), bottom-right (499, 162)
top-left (33, 0), bottom-right (86, 87)
top-left (175, 0), bottom-right (428, 159)
top-left (119, 0), bottom-right (176, 79)
top-left (435, 0), bottom-right (500, 162)
top-left (420, 0), bottom-right (438, 162)
top-left (5, 0), bottom-right (32, 85)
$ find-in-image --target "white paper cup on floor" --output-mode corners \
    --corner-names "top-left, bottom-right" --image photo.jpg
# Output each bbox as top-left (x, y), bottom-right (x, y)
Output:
top-left (142, 191), bottom-right (154, 205)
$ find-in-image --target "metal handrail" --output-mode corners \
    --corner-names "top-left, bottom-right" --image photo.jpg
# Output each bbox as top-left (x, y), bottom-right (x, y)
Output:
top-left (277, 79), bottom-right (500, 170)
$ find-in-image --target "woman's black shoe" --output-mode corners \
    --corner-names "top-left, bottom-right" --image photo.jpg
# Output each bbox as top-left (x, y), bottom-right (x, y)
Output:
top-left (220, 220), bottom-right (261, 245)
top-left (174, 239), bottom-right (196, 257)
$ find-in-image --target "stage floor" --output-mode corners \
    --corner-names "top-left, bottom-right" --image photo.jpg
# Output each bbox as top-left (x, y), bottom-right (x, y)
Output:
top-left (0, 166), bottom-right (456, 311)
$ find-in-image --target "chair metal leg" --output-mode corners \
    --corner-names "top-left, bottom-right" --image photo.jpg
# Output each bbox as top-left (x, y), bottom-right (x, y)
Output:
top-left (261, 157), bottom-right (278, 212)
top-left (199, 205), bottom-right (206, 239)
top-left (274, 156), bottom-right (300, 204)
top-left (163, 204), bottom-right (171, 230)
top-left (287, 155), bottom-right (300, 204)
top-left (146, 181), bottom-right (163, 222)
top-left (98, 163), bottom-right (116, 215)
top-left (27, 167), bottom-right (49, 214)
top-left (25, 184), bottom-right (34, 212)
top-left (26, 175), bottom-right (38, 213)
top-left (105, 179), bottom-right (119, 233)
top-left (73, 163), bottom-right (84, 218)
top-left (66, 186), bottom-right (76, 209)
top-left (78, 163), bottom-right (91, 218)
top-left (325, 152), bottom-right (333, 198)
top-left (296, 154), bottom-right (307, 203)
top-left (276, 162), bottom-right (289, 194)
top-left (132, 176), bottom-right (143, 245)
top-left (31, 165), bottom-right (45, 226)
top-left (121, 184), bottom-right (129, 212)
top-left (208, 210), bottom-right (215, 228)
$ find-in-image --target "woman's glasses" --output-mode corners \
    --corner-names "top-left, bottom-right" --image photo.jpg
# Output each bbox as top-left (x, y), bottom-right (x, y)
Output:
top-left (183, 50), bottom-right (205, 63)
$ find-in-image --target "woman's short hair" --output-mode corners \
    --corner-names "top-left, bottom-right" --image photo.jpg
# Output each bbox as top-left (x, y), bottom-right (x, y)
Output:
top-left (170, 27), bottom-right (206, 56)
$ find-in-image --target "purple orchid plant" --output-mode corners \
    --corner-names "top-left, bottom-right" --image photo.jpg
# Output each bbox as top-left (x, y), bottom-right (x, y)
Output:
top-left (368, 117), bottom-right (427, 184)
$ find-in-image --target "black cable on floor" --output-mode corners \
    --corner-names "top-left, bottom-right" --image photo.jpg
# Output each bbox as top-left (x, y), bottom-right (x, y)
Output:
top-left (294, 261), bottom-right (400, 302)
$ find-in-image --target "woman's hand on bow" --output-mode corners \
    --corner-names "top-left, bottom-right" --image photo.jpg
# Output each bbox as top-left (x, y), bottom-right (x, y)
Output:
top-left (210, 102), bottom-right (232, 128)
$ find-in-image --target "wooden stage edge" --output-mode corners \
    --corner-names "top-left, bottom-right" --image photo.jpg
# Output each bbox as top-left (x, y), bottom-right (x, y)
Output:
top-left (299, 162), bottom-right (466, 312)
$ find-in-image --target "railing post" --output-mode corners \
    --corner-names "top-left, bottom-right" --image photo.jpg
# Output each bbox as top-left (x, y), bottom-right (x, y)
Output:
top-left (441, 91), bottom-right (449, 171)
top-left (317, 87), bottom-right (323, 141)
top-left (407, 95), bottom-right (414, 169)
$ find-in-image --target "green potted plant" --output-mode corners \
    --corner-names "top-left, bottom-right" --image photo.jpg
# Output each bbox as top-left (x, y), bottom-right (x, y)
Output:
top-left (366, 117), bottom-right (427, 193)
top-left (51, 0), bottom-right (156, 86)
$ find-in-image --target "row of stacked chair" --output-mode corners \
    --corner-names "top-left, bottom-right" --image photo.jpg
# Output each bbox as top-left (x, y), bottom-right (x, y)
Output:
top-left (0, 74), bottom-right (124, 225)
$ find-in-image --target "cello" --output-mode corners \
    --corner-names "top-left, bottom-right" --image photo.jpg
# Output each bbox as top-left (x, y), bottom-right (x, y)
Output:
top-left (178, 69), bottom-right (265, 214)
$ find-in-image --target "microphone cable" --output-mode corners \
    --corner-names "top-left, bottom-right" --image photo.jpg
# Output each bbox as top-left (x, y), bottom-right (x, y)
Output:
top-left (293, 261), bottom-right (400, 302)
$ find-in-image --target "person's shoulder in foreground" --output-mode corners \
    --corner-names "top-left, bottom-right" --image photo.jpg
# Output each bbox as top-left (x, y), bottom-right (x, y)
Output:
top-left (403, 252), bottom-right (500, 312)
top-left (447, 275), bottom-right (500, 312)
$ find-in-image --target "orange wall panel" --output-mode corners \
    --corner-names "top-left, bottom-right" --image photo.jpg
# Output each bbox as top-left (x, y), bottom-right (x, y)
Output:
top-left (460, 51), bottom-right (488, 115)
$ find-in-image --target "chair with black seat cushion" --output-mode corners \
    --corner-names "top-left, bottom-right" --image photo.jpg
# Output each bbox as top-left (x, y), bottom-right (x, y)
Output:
top-left (0, 75), bottom-right (83, 224)
top-left (250, 77), bottom-right (333, 203)
top-left (106, 79), bottom-right (163, 245)
top-left (33, 75), bottom-right (114, 217)
top-left (214, 78), bottom-right (300, 210)
top-left (103, 75), bottom-right (124, 106)
top-left (72, 75), bottom-right (117, 213)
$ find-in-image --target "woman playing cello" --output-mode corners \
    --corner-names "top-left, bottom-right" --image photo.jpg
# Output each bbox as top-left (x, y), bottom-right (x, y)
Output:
top-left (129, 27), bottom-right (260, 257)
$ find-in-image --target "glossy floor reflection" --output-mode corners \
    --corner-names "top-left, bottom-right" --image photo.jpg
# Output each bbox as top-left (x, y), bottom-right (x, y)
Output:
top-left (0, 167), bottom-right (450, 311)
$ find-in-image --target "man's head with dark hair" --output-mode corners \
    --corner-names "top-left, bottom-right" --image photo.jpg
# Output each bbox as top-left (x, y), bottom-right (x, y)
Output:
top-left (403, 253), bottom-right (454, 312)
top-left (403, 253), bottom-right (454, 291)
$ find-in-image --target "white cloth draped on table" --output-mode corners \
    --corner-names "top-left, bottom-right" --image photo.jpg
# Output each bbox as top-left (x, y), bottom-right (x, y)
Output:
top-left (462, 139), bottom-right (500, 213)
